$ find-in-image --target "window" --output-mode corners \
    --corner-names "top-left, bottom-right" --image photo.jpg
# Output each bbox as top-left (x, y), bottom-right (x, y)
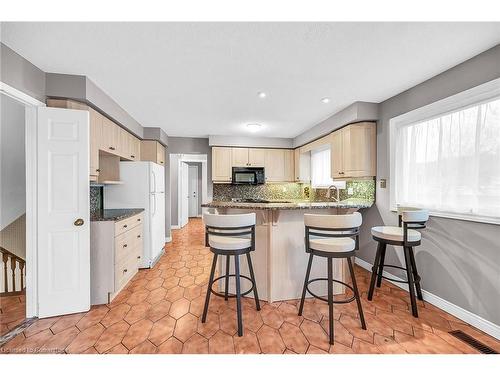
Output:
top-left (311, 147), bottom-right (333, 188)
top-left (391, 81), bottom-right (500, 224)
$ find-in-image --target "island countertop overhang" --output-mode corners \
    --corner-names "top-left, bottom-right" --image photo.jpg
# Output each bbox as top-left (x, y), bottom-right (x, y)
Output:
top-left (201, 198), bottom-right (373, 210)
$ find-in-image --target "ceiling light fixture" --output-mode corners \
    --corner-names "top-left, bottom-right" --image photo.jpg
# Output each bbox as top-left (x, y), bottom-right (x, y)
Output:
top-left (257, 92), bottom-right (267, 99)
top-left (321, 97), bottom-right (331, 104)
top-left (246, 123), bottom-right (262, 132)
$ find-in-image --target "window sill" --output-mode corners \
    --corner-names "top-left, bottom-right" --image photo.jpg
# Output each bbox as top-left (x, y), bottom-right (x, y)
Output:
top-left (389, 207), bottom-right (500, 225)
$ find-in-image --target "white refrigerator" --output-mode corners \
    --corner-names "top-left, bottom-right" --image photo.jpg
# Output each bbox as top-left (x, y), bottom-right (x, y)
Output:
top-left (104, 161), bottom-right (166, 268)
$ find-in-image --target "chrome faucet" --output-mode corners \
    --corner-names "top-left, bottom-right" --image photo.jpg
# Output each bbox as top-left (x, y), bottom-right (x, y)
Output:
top-left (326, 184), bottom-right (340, 202)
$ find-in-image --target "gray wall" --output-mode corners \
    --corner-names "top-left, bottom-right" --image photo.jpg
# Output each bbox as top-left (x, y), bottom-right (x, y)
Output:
top-left (0, 43), bottom-right (46, 102)
top-left (166, 137), bottom-right (212, 236)
top-left (0, 94), bottom-right (26, 229)
top-left (358, 44), bottom-right (500, 325)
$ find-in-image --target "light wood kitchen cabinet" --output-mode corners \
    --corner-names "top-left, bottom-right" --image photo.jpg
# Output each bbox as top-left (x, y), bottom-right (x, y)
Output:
top-left (212, 147), bottom-right (233, 182)
top-left (231, 148), bottom-right (249, 167)
top-left (231, 148), bottom-right (266, 167)
top-left (90, 212), bottom-right (144, 304)
top-left (294, 147), bottom-right (311, 182)
top-left (265, 149), bottom-right (286, 182)
top-left (284, 150), bottom-right (295, 182)
top-left (248, 149), bottom-right (266, 167)
top-left (130, 135), bottom-right (141, 161)
top-left (141, 140), bottom-right (166, 165)
top-left (331, 122), bottom-right (376, 178)
top-left (89, 108), bottom-right (102, 180)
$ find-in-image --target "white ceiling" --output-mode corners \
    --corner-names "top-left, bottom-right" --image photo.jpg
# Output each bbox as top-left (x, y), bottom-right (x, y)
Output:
top-left (2, 22), bottom-right (500, 138)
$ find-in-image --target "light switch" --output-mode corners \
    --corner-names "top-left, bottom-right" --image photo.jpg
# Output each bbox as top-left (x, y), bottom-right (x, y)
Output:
top-left (380, 179), bottom-right (387, 188)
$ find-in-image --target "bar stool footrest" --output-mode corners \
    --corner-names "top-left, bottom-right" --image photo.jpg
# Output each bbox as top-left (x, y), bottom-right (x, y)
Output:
top-left (306, 277), bottom-right (356, 304)
top-left (210, 274), bottom-right (255, 298)
top-left (374, 264), bottom-right (410, 284)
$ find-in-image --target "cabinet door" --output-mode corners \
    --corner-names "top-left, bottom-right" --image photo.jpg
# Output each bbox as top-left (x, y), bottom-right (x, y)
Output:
top-left (248, 149), bottom-right (266, 167)
top-left (284, 150), bottom-right (294, 182)
top-left (294, 148), bottom-right (311, 182)
top-left (330, 129), bottom-right (344, 178)
top-left (343, 123), bottom-right (376, 177)
top-left (265, 149), bottom-right (286, 182)
top-left (156, 143), bottom-right (165, 165)
top-left (231, 148), bottom-right (249, 167)
top-left (212, 147), bottom-right (232, 182)
top-left (118, 127), bottom-right (130, 159)
top-left (101, 116), bottom-right (113, 152)
top-left (89, 108), bottom-right (101, 177)
top-left (130, 136), bottom-right (141, 161)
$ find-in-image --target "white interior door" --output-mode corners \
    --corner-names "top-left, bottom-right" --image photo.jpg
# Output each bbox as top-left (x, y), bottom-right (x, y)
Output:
top-left (37, 107), bottom-right (90, 318)
top-left (180, 162), bottom-right (189, 227)
top-left (188, 165), bottom-right (199, 217)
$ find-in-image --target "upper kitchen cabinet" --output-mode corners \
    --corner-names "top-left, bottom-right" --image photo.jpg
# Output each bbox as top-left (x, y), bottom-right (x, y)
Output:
top-left (294, 148), bottom-right (311, 183)
top-left (231, 148), bottom-right (266, 167)
top-left (265, 149), bottom-right (294, 182)
top-left (331, 122), bottom-right (376, 178)
top-left (141, 140), bottom-right (165, 166)
top-left (89, 108), bottom-right (102, 180)
top-left (212, 147), bottom-right (232, 182)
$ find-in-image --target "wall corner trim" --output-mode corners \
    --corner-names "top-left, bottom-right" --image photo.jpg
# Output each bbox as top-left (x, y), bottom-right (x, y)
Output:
top-left (355, 257), bottom-right (500, 340)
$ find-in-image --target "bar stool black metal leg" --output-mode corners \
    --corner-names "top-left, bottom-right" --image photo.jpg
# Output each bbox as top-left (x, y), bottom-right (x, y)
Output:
top-left (408, 247), bottom-right (423, 301)
top-left (202, 253), bottom-right (218, 323)
top-left (403, 247), bottom-right (418, 317)
top-left (376, 243), bottom-right (387, 287)
top-left (347, 257), bottom-right (366, 330)
top-left (368, 242), bottom-right (382, 300)
top-left (224, 255), bottom-right (230, 301)
top-left (327, 257), bottom-right (334, 345)
top-left (246, 253), bottom-right (260, 311)
top-left (298, 253), bottom-right (314, 316)
top-left (234, 254), bottom-right (243, 336)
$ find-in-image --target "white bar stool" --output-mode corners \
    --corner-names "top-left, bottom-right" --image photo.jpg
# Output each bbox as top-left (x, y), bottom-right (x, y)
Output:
top-left (202, 212), bottom-right (260, 337)
top-left (298, 212), bottom-right (366, 345)
top-left (368, 206), bottom-right (429, 317)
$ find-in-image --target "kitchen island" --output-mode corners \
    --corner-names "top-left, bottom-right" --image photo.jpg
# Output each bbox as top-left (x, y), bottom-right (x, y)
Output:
top-left (201, 199), bottom-right (373, 302)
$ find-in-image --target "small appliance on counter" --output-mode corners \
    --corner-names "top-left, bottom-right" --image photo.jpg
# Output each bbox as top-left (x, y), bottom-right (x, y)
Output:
top-left (104, 161), bottom-right (166, 268)
top-left (232, 167), bottom-right (265, 185)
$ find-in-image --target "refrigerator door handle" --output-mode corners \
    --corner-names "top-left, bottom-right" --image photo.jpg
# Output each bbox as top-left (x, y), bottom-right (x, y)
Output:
top-left (151, 170), bottom-right (156, 194)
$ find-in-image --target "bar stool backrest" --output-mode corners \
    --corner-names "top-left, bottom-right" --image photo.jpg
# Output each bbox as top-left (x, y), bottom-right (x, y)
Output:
top-left (304, 212), bottom-right (362, 251)
top-left (202, 212), bottom-right (256, 249)
top-left (396, 206), bottom-right (429, 245)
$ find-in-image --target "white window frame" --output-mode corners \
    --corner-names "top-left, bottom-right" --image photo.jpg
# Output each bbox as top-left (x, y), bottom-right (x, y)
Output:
top-left (389, 78), bottom-right (500, 225)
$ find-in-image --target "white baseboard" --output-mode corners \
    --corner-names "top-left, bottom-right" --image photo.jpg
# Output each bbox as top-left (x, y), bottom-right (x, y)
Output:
top-left (170, 225), bottom-right (180, 230)
top-left (355, 257), bottom-right (500, 340)
top-left (165, 237), bottom-right (172, 243)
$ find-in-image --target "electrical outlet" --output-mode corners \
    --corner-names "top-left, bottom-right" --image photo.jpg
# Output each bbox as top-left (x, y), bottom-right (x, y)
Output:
top-left (380, 179), bottom-right (387, 188)
top-left (347, 187), bottom-right (354, 195)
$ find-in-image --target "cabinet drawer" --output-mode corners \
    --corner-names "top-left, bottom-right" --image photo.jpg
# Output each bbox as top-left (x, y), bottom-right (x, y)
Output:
top-left (114, 213), bottom-right (143, 237)
top-left (114, 253), bottom-right (138, 291)
top-left (115, 224), bottom-right (143, 264)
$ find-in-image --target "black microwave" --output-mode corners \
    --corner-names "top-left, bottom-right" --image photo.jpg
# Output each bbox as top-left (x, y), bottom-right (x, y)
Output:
top-left (232, 167), bottom-right (265, 185)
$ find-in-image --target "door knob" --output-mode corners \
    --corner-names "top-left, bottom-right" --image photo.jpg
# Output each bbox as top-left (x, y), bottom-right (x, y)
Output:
top-left (74, 218), bottom-right (84, 226)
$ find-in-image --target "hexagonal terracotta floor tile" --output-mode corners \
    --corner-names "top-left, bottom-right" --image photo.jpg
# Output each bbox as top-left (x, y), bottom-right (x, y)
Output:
top-left (182, 333), bottom-right (208, 354)
top-left (157, 337), bottom-right (183, 354)
top-left (256, 325), bottom-right (285, 354)
top-left (122, 319), bottom-right (153, 350)
top-left (101, 304), bottom-right (131, 328)
top-left (148, 315), bottom-right (176, 346)
top-left (300, 319), bottom-right (330, 352)
top-left (66, 324), bottom-right (105, 354)
top-left (279, 322), bottom-right (309, 354)
top-left (169, 298), bottom-right (190, 319)
top-left (124, 302), bottom-right (151, 325)
top-left (173, 313), bottom-right (198, 342)
top-left (147, 300), bottom-right (172, 322)
top-left (94, 321), bottom-right (130, 353)
top-left (209, 330), bottom-right (235, 354)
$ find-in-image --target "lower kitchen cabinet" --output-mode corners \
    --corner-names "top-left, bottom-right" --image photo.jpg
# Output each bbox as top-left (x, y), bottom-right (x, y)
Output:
top-left (90, 212), bottom-right (144, 305)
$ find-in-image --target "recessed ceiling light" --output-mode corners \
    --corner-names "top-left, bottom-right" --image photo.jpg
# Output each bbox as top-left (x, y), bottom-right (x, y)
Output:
top-left (246, 123), bottom-right (262, 132)
top-left (257, 92), bottom-right (267, 99)
top-left (321, 97), bottom-right (331, 104)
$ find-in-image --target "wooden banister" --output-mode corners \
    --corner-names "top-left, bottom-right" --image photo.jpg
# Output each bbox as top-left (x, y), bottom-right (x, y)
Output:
top-left (0, 246), bottom-right (26, 295)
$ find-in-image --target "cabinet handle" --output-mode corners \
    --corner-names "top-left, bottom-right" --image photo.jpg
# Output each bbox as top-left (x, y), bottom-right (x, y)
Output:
top-left (123, 244), bottom-right (128, 248)
top-left (109, 146), bottom-right (115, 151)
top-left (160, 161), bottom-right (164, 164)
top-left (137, 256), bottom-right (141, 259)
top-left (123, 268), bottom-right (128, 273)
top-left (137, 235), bottom-right (141, 238)
top-left (96, 169), bottom-right (100, 172)
top-left (137, 218), bottom-right (141, 222)
top-left (123, 224), bottom-right (128, 228)
top-left (131, 155), bottom-right (135, 158)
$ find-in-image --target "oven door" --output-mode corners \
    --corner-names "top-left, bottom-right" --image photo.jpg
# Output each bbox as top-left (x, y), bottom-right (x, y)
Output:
top-left (232, 169), bottom-right (257, 184)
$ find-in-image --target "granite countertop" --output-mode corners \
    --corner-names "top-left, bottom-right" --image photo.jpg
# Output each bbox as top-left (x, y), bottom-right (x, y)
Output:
top-left (201, 198), bottom-right (373, 210)
top-left (90, 208), bottom-right (145, 222)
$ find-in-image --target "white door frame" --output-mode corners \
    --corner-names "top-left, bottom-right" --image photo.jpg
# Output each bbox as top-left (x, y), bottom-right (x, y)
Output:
top-left (187, 164), bottom-right (199, 217)
top-left (0, 82), bottom-right (45, 318)
top-left (173, 154), bottom-right (208, 228)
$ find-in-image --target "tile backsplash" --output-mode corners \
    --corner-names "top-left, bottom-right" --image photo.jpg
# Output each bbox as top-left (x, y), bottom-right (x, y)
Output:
top-left (90, 185), bottom-right (103, 213)
top-left (213, 178), bottom-right (375, 202)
